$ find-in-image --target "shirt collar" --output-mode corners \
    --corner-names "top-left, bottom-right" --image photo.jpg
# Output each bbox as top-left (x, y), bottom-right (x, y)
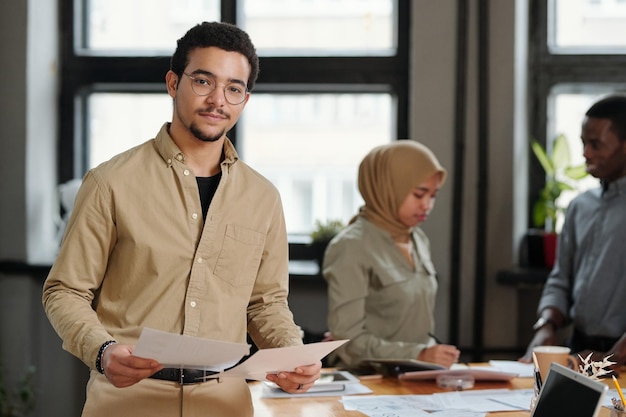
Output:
top-left (153, 122), bottom-right (239, 168)
top-left (601, 175), bottom-right (626, 198)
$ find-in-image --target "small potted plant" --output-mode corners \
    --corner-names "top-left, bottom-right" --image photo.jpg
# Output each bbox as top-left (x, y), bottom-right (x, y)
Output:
top-left (309, 219), bottom-right (344, 266)
top-left (0, 364), bottom-right (36, 417)
top-left (529, 134), bottom-right (588, 267)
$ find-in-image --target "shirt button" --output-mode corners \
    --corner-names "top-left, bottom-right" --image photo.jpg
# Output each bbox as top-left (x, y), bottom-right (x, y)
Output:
top-left (192, 213), bottom-right (198, 220)
top-left (197, 257), bottom-right (204, 263)
top-left (183, 169), bottom-right (190, 176)
top-left (190, 301), bottom-right (197, 308)
top-left (167, 158), bottom-right (172, 164)
top-left (176, 154), bottom-right (184, 161)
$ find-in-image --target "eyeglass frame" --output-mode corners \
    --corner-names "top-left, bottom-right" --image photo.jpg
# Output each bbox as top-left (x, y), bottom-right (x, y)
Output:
top-left (182, 72), bottom-right (249, 105)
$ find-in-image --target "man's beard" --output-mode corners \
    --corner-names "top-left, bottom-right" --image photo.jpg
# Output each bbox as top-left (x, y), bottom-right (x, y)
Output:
top-left (190, 122), bottom-right (225, 143)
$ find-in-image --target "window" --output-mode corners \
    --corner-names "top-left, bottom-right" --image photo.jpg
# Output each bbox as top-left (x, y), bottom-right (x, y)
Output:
top-left (83, 0), bottom-right (220, 54)
top-left (60, 0), bottom-right (409, 238)
top-left (240, 0), bottom-right (395, 56)
top-left (550, 0), bottom-right (626, 52)
top-left (241, 92), bottom-right (393, 233)
top-left (529, 0), bottom-right (626, 229)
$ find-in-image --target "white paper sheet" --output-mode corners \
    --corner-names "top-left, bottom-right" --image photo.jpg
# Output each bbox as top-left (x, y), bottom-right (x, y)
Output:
top-left (133, 327), bottom-right (251, 370)
top-left (488, 360), bottom-right (535, 378)
top-left (133, 327), bottom-right (348, 380)
top-left (340, 389), bottom-right (533, 415)
top-left (221, 339), bottom-right (348, 380)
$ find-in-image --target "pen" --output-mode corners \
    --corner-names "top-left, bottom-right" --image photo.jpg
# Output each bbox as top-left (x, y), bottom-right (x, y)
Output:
top-left (531, 352), bottom-right (540, 371)
top-left (612, 375), bottom-right (626, 408)
top-left (534, 368), bottom-right (543, 391)
top-left (428, 332), bottom-right (443, 344)
top-left (532, 352), bottom-right (542, 390)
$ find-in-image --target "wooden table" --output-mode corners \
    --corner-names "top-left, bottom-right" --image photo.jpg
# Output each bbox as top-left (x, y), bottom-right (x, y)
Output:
top-left (250, 367), bottom-right (625, 417)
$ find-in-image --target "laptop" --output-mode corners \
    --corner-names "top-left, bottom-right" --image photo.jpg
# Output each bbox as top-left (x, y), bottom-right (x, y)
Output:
top-left (531, 362), bottom-right (608, 417)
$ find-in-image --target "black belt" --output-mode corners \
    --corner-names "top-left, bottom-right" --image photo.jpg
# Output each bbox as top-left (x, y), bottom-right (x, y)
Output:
top-left (149, 368), bottom-right (219, 385)
top-left (570, 329), bottom-right (619, 353)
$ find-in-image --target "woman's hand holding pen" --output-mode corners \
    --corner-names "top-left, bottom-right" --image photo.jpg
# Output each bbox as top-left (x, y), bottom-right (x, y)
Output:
top-left (418, 344), bottom-right (460, 368)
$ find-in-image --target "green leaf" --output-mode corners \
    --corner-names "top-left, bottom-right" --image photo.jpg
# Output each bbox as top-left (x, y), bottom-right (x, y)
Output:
top-left (564, 163), bottom-right (589, 180)
top-left (551, 133), bottom-right (571, 171)
top-left (531, 140), bottom-right (554, 175)
top-left (532, 198), bottom-right (547, 228)
top-left (310, 219), bottom-right (344, 242)
top-left (530, 134), bottom-right (589, 233)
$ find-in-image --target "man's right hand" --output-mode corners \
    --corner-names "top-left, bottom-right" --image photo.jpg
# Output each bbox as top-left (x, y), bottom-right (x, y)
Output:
top-left (519, 326), bottom-right (560, 363)
top-left (101, 344), bottom-right (163, 388)
top-left (418, 344), bottom-right (460, 369)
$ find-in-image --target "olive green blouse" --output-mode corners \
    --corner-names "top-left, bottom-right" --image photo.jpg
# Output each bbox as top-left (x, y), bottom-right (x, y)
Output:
top-left (323, 216), bottom-right (438, 368)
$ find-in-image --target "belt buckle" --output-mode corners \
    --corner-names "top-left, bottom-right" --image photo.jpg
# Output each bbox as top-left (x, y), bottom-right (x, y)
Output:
top-left (179, 368), bottom-right (205, 385)
top-left (179, 368), bottom-right (199, 385)
top-left (178, 368), bottom-right (220, 384)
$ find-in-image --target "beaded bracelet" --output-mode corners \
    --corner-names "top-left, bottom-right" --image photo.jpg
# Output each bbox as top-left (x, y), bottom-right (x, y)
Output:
top-left (95, 340), bottom-right (117, 374)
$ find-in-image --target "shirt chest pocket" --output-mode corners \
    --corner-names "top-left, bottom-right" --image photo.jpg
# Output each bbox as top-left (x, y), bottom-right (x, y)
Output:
top-left (214, 224), bottom-right (265, 287)
top-left (371, 260), bottom-right (437, 291)
top-left (371, 266), bottom-right (408, 289)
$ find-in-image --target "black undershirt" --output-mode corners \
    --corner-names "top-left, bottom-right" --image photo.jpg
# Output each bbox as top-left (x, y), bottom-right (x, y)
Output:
top-left (196, 173), bottom-right (221, 220)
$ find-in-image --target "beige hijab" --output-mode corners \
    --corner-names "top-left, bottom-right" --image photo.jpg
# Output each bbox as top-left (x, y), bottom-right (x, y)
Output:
top-left (355, 140), bottom-right (447, 242)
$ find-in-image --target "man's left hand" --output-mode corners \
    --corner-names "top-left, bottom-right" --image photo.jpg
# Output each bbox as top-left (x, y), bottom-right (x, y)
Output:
top-left (265, 360), bottom-right (322, 394)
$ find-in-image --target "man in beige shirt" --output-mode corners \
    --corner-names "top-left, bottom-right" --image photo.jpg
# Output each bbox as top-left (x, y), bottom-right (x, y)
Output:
top-left (42, 21), bottom-right (320, 417)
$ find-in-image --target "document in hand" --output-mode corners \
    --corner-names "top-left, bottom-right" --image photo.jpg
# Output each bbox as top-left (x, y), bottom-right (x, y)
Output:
top-left (133, 327), bottom-right (348, 380)
top-left (133, 327), bottom-right (251, 370)
top-left (222, 339), bottom-right (349, 381)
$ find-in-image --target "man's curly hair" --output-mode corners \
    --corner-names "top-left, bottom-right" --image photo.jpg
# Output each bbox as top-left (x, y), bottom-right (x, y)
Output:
top-left (585, 94), bottom-right (626, 143)
top-left (170, 21), bottom-right (260, 92)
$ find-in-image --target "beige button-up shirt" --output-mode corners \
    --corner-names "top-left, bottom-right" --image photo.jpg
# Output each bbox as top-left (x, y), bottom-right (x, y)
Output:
top-left (43, 123), bottom-right (302, 371)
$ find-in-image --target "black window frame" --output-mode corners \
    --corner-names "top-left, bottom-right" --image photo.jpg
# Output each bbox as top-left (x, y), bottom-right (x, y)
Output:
top-left (58, 0), bottom-right (411, 183)
top-left (528, 0), bottom-right (626, 227)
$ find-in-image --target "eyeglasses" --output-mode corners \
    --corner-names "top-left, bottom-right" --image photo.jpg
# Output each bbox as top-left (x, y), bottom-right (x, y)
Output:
top-left (182, 72), bottom-right (248, 105)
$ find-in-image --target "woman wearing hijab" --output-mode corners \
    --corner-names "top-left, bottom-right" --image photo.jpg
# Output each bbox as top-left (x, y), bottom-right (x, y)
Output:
top-left (323, 140), bottom-right (460, 369)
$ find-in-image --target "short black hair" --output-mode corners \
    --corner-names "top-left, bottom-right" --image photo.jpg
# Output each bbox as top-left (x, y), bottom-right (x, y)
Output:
top-left (585, 94), bottom-right (626, 142)
top-left (170, 21), bottom-right (260, 91)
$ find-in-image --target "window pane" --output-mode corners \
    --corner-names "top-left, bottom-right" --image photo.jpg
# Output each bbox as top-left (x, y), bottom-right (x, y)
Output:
top-left (84, 0), bottom-right (219, 54)
top-left (240, 0), bottom-right (396, 56)
top-left (551, 0), bottom-right (626, 53)
top-left (88, 93), bottom-right (172, 168)
top-left (240, 93), bottom-right (393, 235)
top-left (86, 92), bottom-right (392, 237)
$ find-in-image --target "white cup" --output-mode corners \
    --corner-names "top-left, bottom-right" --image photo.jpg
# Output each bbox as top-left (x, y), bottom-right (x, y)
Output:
top-left (533, 345), bottom-right (577, 382)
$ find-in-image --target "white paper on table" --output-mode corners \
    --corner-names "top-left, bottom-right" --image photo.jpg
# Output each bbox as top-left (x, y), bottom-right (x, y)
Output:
top-left (220, 339), bottom-right (349, 381)
top-left (432, 388), bottom-right (533, 412)
top-left (133, 327), bottom-right (251, 371)
top-left (488, 360), bottom-right (535, 377)
top-left (340, 395), bottom-right (441, 416)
